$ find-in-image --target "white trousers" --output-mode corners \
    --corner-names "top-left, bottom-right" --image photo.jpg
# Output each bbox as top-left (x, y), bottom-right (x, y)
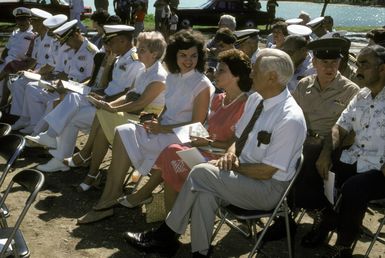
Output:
top-left (22, 83), bottom-right (59, 128)
top-left (165, 163), bottom-right (289, 253)
top-left (9, 76), bottom-right (32, 116)
top-left (45, 92), bottom-right (95, 160)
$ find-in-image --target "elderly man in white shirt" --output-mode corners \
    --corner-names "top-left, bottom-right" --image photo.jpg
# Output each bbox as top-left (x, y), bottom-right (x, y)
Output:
top-left (123, 48), bottom-right (307, 257)
top-left (313, 45), bottom-right (385, 258)
top-left (26, 25), bottom-right (144, 172)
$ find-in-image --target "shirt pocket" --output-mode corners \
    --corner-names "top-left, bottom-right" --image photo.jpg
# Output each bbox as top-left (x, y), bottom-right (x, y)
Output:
top-left (258, 143), bottom-right (269, 150)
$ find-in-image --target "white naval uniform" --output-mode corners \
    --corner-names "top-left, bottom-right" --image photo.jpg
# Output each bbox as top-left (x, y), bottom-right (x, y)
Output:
top-left (9, 33), bottom-right (55, 117)
top-left (2, 26), bottom-right (35, 66)
top-left (0, 26), bottom-right (35, 95)
top-left (21, 39), bottom-right (98, 131)
top-left (45, 47), bottom-right (144, 160)
top-left (117, 70), bottom-right (215, 176)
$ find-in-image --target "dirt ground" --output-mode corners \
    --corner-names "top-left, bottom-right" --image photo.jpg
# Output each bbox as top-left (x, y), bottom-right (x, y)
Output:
top-left (0, 130), bottom-right (383, 258)
top-left (0, 25), bottom-right (382, 258)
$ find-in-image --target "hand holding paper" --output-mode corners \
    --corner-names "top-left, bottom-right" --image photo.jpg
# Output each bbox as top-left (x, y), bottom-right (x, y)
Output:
top-left (172, 122), bottom-right (209, 144)
top-left (86, 95), bottom-right (104, 108)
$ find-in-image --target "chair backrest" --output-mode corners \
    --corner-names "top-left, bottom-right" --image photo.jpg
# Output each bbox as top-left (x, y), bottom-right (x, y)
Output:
top-left (0, 169), bottom-right (45, 257)
top-left (0, 134), bottom-right (25, 188)
top-left (280, 153), bottom-right (304, 204)
top-left (0, 123), bottom-right (11, 137)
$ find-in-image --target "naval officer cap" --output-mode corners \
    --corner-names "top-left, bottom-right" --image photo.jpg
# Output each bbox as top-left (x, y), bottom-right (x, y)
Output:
top-left (53, 19), bottom-right (78, 44)
top-left (307, 38), bottom-right (350, 59)
top-left (13, 7), bottom-right (32, 18)
top-left (306, 17), bottom-right (324, 28)
top-left (103, 25), bottom-right (135, 42)
top-left (234, 29), bottom-right (259, 44)
top-left (285, 18), bottom-right (303, 25)
top-left (31, 8), bottom-right (52, 20)
top-left (43, 14), bottom-right (68, 29)
top-left (288, 24), bottom-right (312, 37)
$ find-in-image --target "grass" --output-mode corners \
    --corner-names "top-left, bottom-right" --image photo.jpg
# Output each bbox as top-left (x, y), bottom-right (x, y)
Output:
top-left (0, 15), bottom-right (378, 48)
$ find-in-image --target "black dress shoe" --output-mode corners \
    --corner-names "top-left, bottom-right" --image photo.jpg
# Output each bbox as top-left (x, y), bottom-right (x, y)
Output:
top-left (301, 208), bottom-right (337, 248)
top-left (257, 216), bottom-right (297, 242)
top-left (123, 229), bottom-right (179, 257)
top-left (192, 251), bottom-right (209, 257)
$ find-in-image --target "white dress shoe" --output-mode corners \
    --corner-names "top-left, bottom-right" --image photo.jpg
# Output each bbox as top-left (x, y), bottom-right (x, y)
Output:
top-left (11, 118), bottom-right (29, 130)
top-left (25, 132), bottom-right (57, 149)
top-left (37, 158), bottom-right (69, 172)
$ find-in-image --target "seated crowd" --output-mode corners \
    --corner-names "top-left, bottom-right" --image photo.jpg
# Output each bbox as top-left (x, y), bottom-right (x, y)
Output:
top-left (1, 6), bottom-right (385, 258)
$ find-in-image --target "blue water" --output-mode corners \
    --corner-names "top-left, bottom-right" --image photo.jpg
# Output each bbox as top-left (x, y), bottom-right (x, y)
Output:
top-left (84, 0), bottom-right (385, 27)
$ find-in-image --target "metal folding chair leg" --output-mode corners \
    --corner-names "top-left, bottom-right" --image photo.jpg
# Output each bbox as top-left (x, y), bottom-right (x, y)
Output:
top-left (364, 214), bottom-right (385, 257)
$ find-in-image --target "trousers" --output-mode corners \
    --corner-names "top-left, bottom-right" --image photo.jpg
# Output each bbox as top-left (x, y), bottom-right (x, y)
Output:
top-left (334, 164), bottom-right (385, 246)
top-left (165, 163), bottom-right (288, 253)
top-left (44, 92), bottom-right (95, 160)
top-left (9, 76), bottom-right (32, 116)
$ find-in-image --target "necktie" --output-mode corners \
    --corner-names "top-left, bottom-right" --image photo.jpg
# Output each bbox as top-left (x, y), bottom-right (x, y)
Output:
top-left (235, 100), bottom-right (264, 157)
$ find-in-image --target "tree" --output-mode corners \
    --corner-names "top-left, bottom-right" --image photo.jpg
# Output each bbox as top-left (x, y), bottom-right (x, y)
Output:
top-left (321, 0), bottom-right (330, 16)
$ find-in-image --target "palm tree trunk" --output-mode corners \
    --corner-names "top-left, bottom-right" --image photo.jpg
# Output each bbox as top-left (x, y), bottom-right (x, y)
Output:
top-left (321, 0), bottom-right (330, 16)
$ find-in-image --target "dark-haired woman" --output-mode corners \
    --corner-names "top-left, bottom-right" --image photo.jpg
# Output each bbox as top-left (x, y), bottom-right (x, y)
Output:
top-left (78, 30), bottom-right (215, 224)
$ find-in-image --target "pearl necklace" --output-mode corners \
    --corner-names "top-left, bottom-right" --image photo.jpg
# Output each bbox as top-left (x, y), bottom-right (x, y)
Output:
top-left (222, 92), bottom-right (245, 108)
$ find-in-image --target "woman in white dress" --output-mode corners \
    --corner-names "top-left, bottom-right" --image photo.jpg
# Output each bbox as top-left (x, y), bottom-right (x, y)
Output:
top-left (78, 30), bottom-right (215, 224)
top-left (64, 31), bottom-right (168, 192)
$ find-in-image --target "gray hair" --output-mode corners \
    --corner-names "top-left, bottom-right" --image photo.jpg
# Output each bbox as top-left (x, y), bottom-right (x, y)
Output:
top-left (218, 14), bottom-right (236, 31)
top-left (255, 48), bottom-right (294, 86)
top-left (137, 31), bottom-right (167, 60)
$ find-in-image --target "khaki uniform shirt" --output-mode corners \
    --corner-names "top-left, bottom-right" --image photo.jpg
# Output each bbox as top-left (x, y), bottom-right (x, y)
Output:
top-left (292, 72), bottom-right (360, 138)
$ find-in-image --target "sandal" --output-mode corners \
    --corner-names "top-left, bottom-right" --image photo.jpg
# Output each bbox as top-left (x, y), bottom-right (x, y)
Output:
top-left (117, 195), bottom-right (153, 208)
top-left (76, 172), bottom-right (101, 192)
top-left (64, 152), bottom-right (91, 168)
top-left (77, 209), bottom-right (114, 224)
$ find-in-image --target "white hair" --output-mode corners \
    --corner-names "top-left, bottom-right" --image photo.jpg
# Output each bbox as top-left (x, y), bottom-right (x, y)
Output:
top-left (218, 14), bottom-right (237, 31)
top-left (255, 48), bottom-right (294, 86)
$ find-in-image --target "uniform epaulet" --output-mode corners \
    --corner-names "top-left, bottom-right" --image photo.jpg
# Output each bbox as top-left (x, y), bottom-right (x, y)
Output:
top-left (86, 43), bottom-right (98, 53)
top-left (131, 52), bottom-right (139, 61)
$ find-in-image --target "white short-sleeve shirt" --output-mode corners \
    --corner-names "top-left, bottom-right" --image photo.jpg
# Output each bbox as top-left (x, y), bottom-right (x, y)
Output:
top-left (337, 86), bottom-right (385, 172)
top-left (104, 47), bottom-right (145, 96)
top-left (33, 33), bottom-right (54, 70)
top-left (161, 70), bottom-right (215, 125)
top-left (132, 60), bottom-right (168, 108)
top-left (235, 89), bottom-right (307, 181)
top-left (5, 27), bottom-right (35, 64)
top-left (66, 38), bottom-right (99, 82)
